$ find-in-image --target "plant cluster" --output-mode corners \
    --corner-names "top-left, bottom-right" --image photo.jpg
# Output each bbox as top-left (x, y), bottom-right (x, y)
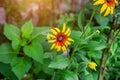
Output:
top-left (0, 0), bottom-right (120, 80)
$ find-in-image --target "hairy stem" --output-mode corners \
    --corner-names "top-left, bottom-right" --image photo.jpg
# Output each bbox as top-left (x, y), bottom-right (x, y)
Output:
top-left (97, 17), bottom-right (115, 80)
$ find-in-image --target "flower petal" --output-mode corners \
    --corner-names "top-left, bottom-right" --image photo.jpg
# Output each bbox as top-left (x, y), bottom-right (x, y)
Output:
top-left (88, 62), bottom-right (97, 71)
top-left (67, 31), bottom-right (71, 36)
top-left (94, 67), bottom-right (96, 71)
top-left (47, 34), bottom-right (56, 39)
top-left (50, 28), bottom-right (57, 35)
top-left (48, 39), bottom-right (56, 43)
top-left (110, 7), bottom-right (114, 14)
top-left (65, 28), bottom-right (70, 35)
top-left (54, 28), bottom-right (60, 33)
top-left (93, 0), bottom-right (104, 5)
top-left (104, 7), bottom-right (110, 16)
top-left (115, 0), bottom-right (118, 6)
top-left (100, 4), bottom-right (107, 14)
top-left (68, 38), bottom-right (74, 42)
top-left (62, 23), bottom-right (66, 33)
top-left (50, 43), bottom-right (56, 50)
top-left (62, 46), bottom-right (66, 52)
top-left (64, 41), bottom-right (71, 47)
top-left (55, 45), bottom-right (61, 51)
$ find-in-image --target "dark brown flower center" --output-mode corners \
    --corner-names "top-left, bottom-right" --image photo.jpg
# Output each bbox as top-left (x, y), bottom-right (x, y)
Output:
top-left (106, 0), bottom-right (111, 3)
top-left (57, 35), bottom-right (64, 42)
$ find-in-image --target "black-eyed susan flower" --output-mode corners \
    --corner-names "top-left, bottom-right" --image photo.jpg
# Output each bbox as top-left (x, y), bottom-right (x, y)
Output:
top-left (94, 0), bottom-right (118, 16)
top-left (88, 62), bottom-right (97, 71)
top-left (47, 23), bottom-right (74, 52)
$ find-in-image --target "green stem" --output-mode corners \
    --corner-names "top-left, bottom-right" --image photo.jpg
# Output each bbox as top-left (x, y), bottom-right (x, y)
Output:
top-left (85, 30), bottom-right (99, 40)
top-left (51, 72), bottom-right (56, 80)
top-left (97, 17), bottom-right (115, 80)
top-left (80, 8), bottom-right (95, 38)
top-left (102, 29), bottom-right (120, 79)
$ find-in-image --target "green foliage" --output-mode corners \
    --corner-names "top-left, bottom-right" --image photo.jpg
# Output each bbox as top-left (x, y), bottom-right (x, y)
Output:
top-left (1, 20), bottom-right (48, 80)
top-left (0, 1), bottom-right (120, 80)
top-left (0, 62), bottom-right (18, 80)
top-left (23, 41), bottom-right (43, 63)
top-left (60, 70), bottom-right (78, 80)
top-left (0, 43), bottom-right (16, 64)
top-left (49, 55), bottom-right (70, 69)
top-left (94, 12), bottom-right (109, 26)
top-left (21, 20), bottom-right (33, 39)
top-left (78, 6), bottom-right (85, 31)
top-left (11, 57), bottom-right (32, 80)
top-left (4, 23), bottom-right (21, 51)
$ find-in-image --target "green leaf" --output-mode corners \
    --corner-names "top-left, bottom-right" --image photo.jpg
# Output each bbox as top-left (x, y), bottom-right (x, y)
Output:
top-left (110, 42), bottom-right (118, 55)
top-left (87, 41), bottom-right (106, 51)
top-left (33, 61), bottom-right (42, 74)
top-left (11, 57), bottom-right (32, 80)
top-left (78, 62), bottom-right (88, 73)
top-left (4, 23), bottom-right (21, 51)
top-left (0, 43), bottom-right (16, 64)
top-left (20, 39), bottom-right (27, 47)
top-left (83, 74), bottom-right (94, 80)
top-left (12, 39), bottom-right (21, 51)
top-left (71, 56), bottom-right (78, 68)
top-left (48, 55), bottom-right (70, 69)
top-left (0, 62), bottom-right (18, 80)
top-left (43, 52), bottom-right (54, 59)
top-left (88, 51), bottom-right (102, 59)
top-left (95, 13), bottom-right (109, 26)
top-left (60, 70), bottom-right (78, 80)
top-left (4, 23), bottom-right (20, 41)
top-left (77, 54), bottom-right (89, 62)
top-left (71, 30), bottom-right (83, 46)
top-left (21, 20), bottom-right (33, 39)
top-left (71, 29), bottom-right (82, 39)
top-left (78, 6), bottom-right (85, 31)
top-left (23, 41), bottom-right (44, 63)
top-left (42, 59), bottom-right (54, 75)
top-left (31, 34), bottom-right (46, 44)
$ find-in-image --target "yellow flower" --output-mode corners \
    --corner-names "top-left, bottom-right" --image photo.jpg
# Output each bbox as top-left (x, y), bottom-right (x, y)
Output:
top-left (47, 23), bottom-right (74, 52)
top-left (93, 0), bottom-right (118, 16)
top-left (88, 62), bottom-right (97, 71)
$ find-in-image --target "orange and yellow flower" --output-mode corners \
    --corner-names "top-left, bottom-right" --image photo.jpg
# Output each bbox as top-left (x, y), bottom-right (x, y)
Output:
top-left (88, 62), bottom-right (97, 71)
top-left (47, 23), bottom-right (74, 52)
top-left (93, 0), bottom-right (118, 16)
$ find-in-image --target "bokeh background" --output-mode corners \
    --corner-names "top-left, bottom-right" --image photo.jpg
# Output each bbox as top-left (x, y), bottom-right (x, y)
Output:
top-left (0, 0), bottom-right (89, 27)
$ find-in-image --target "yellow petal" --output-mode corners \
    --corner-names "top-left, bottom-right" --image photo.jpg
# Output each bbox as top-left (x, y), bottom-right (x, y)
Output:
top-left (62, 46), bottom-right (66, 52)
top-left (65, 28), bottom-right (70, 35)
top-left (68, 38), bottom-right (74, 42)
top-left (115, 0), bottom-right (118, 6)
top-left (110, 7), bottom-right (114, 15)
top-left (54, 28), bottom-right (60, 33)
top-left (50, 43), bottom-right (56, 50)
top-left (93, 0), bottom-right (104, 5)
top-left (67, 31), bottom-right (71, 36)
top-left (94, 67), bottom-right (96, 71)
top-left (47, 34), bottom-right (56, 39)
top-left (57, 46), bottom-right (61, 51)
top-left (64, 41), bottom-right (71, 46)
top-left (55, 45), bottom-right (61, 51)
top-left (104, 7), bottom-right (110, 16)
top-left (100, 4), bottom-right (107, 14)
top-left (88, 62), bottom-right (97, 71)
top-left (50, 28), bottom-right (57, 35)
top-left (48, 39), bottom-right (56, 43)
top-left (62, 23), bottom-right (66, 33)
